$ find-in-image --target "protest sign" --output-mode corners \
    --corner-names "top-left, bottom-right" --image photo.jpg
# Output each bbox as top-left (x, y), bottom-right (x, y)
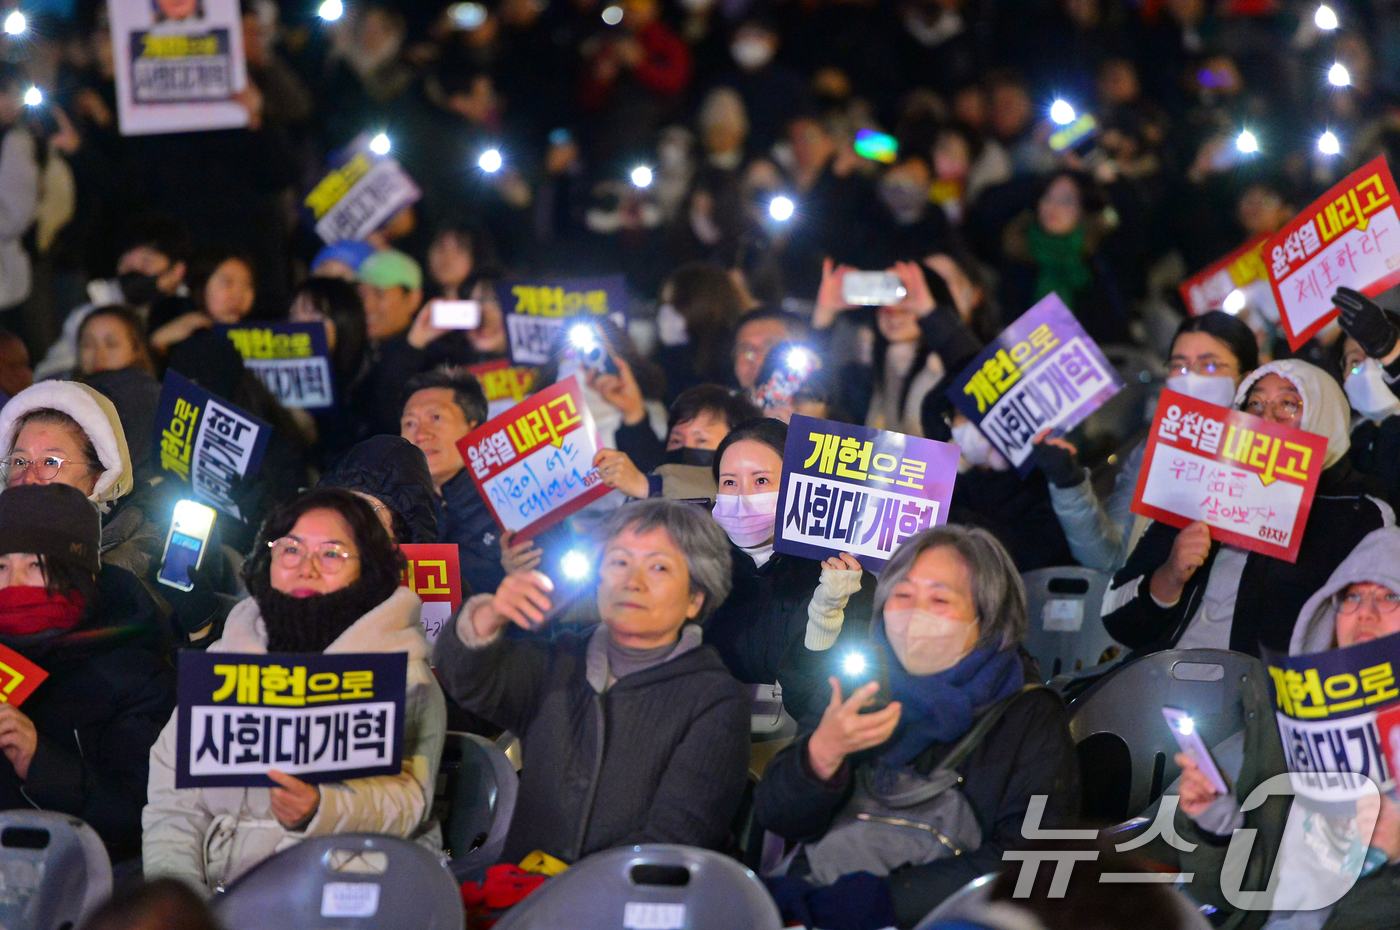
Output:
top-left (109, 0), bottom-right (249, 136)
top-left (304, 135), bottom-right (421, 245)
top-left (457, 375), bottom-right (609, 540)
top-left (0, 644), bottom-right (46, 707)
top-left (948, 294), bottom-right (1123, 475)
top-left (399, 544), bottom-right (463, 644)
top-left (467, 359), bottom-right (536, 419)
top-left (174, 651), bottom-right (407, 788)
top-left (1131, 389), bottom-right (1328, 562)
top-left (1264, 155), bottom-right (1400, 350)
top-left (1380, 703), bottom-right (1400, 794)
top-left (775, 414), bottom-right (960, 572)
top-left (498, 276), bottom-right (628, 366)
top-left (154, 371), bottom-right (271, 520)
top-left (216, 323), bottom-right (333, 409)
top-left (1179, 234), bottom-right (1281, 327)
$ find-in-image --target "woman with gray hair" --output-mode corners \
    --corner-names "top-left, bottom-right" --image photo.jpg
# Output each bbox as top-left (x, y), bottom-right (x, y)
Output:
top-left (433, 498), bottom-right (750, 864)
top-left (753, 525), bottom-right (1079, 928)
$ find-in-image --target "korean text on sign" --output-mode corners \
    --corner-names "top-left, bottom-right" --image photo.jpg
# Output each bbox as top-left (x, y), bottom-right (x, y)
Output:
top-left (304, 137), bottom-right (422, 244)
top-left (399, 544), bottom-right (463, 644)
top-left (218, 323), bottom-right (334, 409)
top-left (1131, 389), bottom-right (1328, 563)
top-left (458, 375), bottom-right (609, 540)
top-left (153, 372), bottom-right (271, 520)
top-left (498, 275), bottom-right (628, 366)
top-left (949, 294), bottom-right (1123, 475)
top-left (1178, 234), bottom-right (1279, 321)
top-left (1264, 155), bottom-right (1400, 350)
top-left (467, 359), bottom-right (536, 418)
top-left (175, 651), bottom-right (407, 789)
top-left (775, 415), bottom-right (960, 572)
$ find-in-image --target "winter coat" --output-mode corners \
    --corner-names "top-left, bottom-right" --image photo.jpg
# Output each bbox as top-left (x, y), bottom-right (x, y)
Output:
top-left (0, 126), bottom-right (37, 311)
top-left (320, 436), bottom-right (439, 544)
top-left (0, 565), bottom-right (175, 863)
top-left (948, 466), bottom-right (1076, 572)
top-left (1046, 438), bottom-right (1146, 572)
top-left (434, 602), bottom-right (750, 864)
top-left (142, 588), bottom-right (446, 895)
top-left (754, 687), bottom-right (1080, 928)
top-left (437, 469), bottom-right (505, 597)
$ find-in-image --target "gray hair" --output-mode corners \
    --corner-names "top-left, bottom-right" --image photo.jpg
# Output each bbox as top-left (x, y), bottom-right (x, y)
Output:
top-left (592, 498), bottom-right (733, 624)
top-left (873, 525), bottom-right (1027, 652)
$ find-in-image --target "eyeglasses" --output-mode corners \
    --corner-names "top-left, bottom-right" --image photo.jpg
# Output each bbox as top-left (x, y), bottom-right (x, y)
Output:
top-left (268, 538), bottom-right (360, 575)
top-left (1, 455), bottom-right (95, 484)
top-left (1336, 589), bottom-right (1400, 616)
top-left (1169, 360), bottom-right (1235, 377)
top-left (1243, 397), bottom-right (1303, 420)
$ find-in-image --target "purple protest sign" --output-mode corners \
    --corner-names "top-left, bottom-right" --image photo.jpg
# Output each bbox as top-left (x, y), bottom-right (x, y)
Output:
top-left (774, 415), bottom-right (961, 572)
top-left (948, 293), bottom-right (1124, 476)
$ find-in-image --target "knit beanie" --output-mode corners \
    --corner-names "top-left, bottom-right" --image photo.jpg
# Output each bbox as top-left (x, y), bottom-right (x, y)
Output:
top-left (0, 484), bottom-right (101, 575)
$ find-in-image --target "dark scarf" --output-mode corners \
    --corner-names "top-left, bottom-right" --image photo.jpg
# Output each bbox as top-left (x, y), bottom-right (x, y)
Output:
top-left (0, 587), bottom-right (85, 637)
top-left (873, 624), bottom-right (1023, 766)
top-left (1026, 224), bottom-right (1092, 309)
top-left (250, 575), bottom-right (390, 653)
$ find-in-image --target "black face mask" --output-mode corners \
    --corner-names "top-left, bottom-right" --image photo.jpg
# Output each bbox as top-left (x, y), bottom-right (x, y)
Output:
top-left (117, 271), bottom-right (161, 307)
top-left (664, 447), bottom-right (716, 467)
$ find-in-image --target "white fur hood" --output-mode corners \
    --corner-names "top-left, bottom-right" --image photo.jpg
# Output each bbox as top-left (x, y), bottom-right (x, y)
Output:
top-left (0, 380), bottom-right (133, 503)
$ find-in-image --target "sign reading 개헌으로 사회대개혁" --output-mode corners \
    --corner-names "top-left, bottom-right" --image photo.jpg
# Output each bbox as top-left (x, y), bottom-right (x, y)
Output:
top-left (109, 0), bottom-right (249, 135)
top-left (215, 322), bottom-right (334, 409)
top-left (153, 370), bottom-right (271, 520)
top-left (1263, 154), bottom-right (1400, 351)
top-left (947, 293), bottom-right (1124, 476)
top-left (398, 544), bottom-right (463, 644)
top-left (456, 375), bottom-right (609, 541)
top-left (497, 276), bottom-right (628, 366)
top-left (174, 651), bottom-right (407, 789)
top-left (774, 415), bottom-right (960, 573)
top-left (304, 135), bottom-right (421, 245)
top-left (1131, 389), bottom-right (1329, 563)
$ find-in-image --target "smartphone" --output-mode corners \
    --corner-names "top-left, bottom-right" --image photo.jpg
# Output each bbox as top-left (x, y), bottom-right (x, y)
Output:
top-left (854, 128), bottom-right (899, 164)
top-left (836, 646), bottom-right (891, 714)
top-left (158, 500), bottom-right (217, 592)
top-left (430, 300), bottom-right (481, 330)
top-left (569, 323), bottom-right (620, 376)
top-left (1162, 706), bottom-right (1230, 796)
top-left (842, 271), bottom-right (907, 307)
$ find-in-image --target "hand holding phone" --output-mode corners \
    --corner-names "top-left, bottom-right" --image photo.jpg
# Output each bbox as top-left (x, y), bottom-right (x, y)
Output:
top-left (429, 300), bottom-right (481, 330)
top-left (841, 271), bottom-right (907, 307)
top-left (158, 500), bottom-right (217, 591)
top-left (835, 647), bottom-right (891, 714)
top-left (1163, 706), bottom-right (1230, 796)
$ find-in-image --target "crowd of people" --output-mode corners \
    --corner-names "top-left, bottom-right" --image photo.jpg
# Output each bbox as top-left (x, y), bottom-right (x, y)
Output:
top-left (0, 0), bottom-right (1398, 927)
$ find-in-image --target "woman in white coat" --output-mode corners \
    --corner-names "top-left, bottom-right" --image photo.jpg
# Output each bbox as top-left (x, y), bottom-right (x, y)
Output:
top-left (142, 488), bottom-right (446, 894)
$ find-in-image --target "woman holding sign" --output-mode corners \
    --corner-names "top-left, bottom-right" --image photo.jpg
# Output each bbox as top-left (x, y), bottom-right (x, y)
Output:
top-left (142, 489), bottom-right (446, 894)
top-left (1102, 359), bottom-right (1393, 658)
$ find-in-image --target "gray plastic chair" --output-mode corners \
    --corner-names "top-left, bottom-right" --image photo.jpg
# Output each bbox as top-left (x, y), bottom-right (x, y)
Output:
top-left (492, 844), bottom-right (783, 930)
top-left (437, 731), bottom-right (518, 882)
top-left (1068, 648), bottom-right (1262, 820)
top-left (1020, 567), bottom-right (1119, 679)
top-left (213, 833), bottom-right (463, 930)
top-left (0, 810), bottom-right (111, 930)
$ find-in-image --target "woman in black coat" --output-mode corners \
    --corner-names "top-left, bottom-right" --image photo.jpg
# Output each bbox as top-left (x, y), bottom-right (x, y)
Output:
top-left (0, 484), bottom-right (175, 864)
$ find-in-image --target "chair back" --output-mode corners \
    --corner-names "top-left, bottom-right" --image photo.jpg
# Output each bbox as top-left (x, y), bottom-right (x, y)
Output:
top-left (1020, 566), bottom-right (1118, 679)
top-left (214, 833), bottom-right (463, 930)
top-left (1068, 648), bottom-right (1262, 820)
top-left (913, 870), bottom-right (1214, 929)
top-left (492, 844), bottom-right (783, 930)
top-left (0, 810), bottom-right (111, 930)
top-left (437, 731), bottom-right (518, 882)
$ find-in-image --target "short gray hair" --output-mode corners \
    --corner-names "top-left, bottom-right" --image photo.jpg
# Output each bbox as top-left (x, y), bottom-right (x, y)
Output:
top-left (873, 525), bottom-right (1027, 652)
top-left (592, 498), bottom-right (733, 624)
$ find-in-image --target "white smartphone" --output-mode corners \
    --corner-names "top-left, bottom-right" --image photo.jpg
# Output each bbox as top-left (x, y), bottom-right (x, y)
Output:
top-left (842, 271), bottom-right (907, 307)
top-left (430, 300), bottom-right (481, 330)
top-left (158, 500), bottom-right (217, 592)
top-left (1162, 706), bottom-right (1230, 796)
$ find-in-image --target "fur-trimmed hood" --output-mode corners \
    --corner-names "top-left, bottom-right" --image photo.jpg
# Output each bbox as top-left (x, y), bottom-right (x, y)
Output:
top-left (0, 381), bottom-right (133, 503)
top-left (1233, 359), bottom-right (1351, 469)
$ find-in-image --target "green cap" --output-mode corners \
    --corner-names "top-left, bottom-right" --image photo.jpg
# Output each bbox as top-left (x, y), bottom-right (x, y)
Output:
top-left (357, 249), bottom-right (422, 290)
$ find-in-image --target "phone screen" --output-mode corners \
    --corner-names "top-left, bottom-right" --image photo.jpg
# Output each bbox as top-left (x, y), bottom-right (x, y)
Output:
top-left (430, 300), bottom-right (481, 330)
top-left (159, 531), bottom-right (206, 591)
top-left (1162, 706), bottom-right (1230, 795)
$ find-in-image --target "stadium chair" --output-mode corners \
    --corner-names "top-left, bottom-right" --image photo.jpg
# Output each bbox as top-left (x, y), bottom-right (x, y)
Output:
top-left (437, 731), bottom-right (518, 882)
top-left (1020, 566), bottom-right (1120, 679)
top-left (0, 810), bottom-right (111, 930)
top-left (492, 844), bottom-right (783, 930)
top-left (913, 869), bottom-right (1214, 929)
top-left (1068, 648), bottom-right (1262, 822)
top-left (213, 833), bottom-right (463, 930)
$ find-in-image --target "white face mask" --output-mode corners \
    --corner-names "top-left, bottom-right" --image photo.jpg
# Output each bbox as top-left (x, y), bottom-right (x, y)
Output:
top-left (1166, 372), bottom-right (1238, 408)
top-left (883, 607), bottom-right (978, 675)
top-left (1344, 358), bottom-right (1400, 423)
top-left (711, 492), bottom-right (779, 547)
top-left (731, 37), bottom-right (775, 70)
top-left (951, 420), bottom-right (1008, 471)
top-left (656, 303), bottom-right (689, 346)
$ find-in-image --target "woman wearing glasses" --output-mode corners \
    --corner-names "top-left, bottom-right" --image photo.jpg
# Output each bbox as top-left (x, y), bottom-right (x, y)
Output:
top-left (142, 488), bottom-right (446, 895)
top-left (1102, 359), bottom-right (1394, 659)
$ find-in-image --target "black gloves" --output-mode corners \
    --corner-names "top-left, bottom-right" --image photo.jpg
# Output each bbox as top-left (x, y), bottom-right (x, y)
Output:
top-left (1334, 286), bottom-right (1399, 359)
top-left (1031, 440), bottom-right (1083, 488)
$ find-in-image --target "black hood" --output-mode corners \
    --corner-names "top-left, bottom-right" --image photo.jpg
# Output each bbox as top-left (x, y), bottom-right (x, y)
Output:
top-left (86, 367), bottom-right (163, 484)
top-left (320, 435), bottom-right (440, 544)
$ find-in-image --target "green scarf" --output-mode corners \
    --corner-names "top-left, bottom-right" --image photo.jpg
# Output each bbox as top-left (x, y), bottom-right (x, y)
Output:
top-left (1026, 224), bottom-right (1092, 308)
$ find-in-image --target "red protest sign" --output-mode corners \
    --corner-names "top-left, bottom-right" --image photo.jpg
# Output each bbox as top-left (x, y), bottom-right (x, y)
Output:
top-left (1179, 234), bottom-right (1276, 318)
top-left (466, 359), bottom-right (535, 419)
top-left (1131, 389), bottom-right (1329, 562)
top-left (1380, 703), bottom-right (1400, 790)
top-left (399, 543), bottom-right (463, 644)
top-left (0, 643), bottom-right (47, 707)
top-left (1264, 155), bottom-right (1400, 350)
top-left (456, 374), bottom-right (609, 541)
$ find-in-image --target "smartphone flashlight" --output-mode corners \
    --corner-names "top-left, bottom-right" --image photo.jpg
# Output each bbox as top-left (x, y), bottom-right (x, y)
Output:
top-left (158, 500), bottom-right (217, 592)
top-left (560, 549), bottom-right (590, 580)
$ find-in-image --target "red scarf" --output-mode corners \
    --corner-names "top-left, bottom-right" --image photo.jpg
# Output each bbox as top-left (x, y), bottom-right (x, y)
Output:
top-left (0, 587), bottom-right (85, 636)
